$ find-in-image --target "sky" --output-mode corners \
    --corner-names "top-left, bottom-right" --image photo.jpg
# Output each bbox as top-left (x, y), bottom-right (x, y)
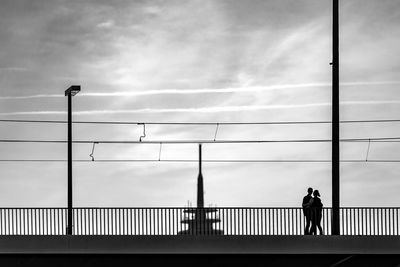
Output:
top-left (0, 0), bottom-right (400, 208)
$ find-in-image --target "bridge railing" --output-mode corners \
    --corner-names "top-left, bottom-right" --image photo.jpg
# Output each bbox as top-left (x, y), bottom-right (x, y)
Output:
top-left (0, 207), bottom-right (398, 235)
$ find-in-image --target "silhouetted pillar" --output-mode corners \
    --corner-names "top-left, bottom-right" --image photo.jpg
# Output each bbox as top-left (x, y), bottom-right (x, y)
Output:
top-left (332, 0), bottom-right (340, 235)
top-left (197, 144), bottom-right (204, 208)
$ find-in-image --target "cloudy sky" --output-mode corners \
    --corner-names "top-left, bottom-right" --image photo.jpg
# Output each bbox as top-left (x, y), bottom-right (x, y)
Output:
top-left (0, 0), bottom-right (400, 208)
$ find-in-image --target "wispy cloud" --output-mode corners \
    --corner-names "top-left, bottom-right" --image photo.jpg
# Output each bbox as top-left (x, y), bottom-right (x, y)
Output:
top-left (2, 100), bottom-right (400, 116)
top-left (0, 94), bottom-right (63, 100)
top-left (81, 83), bottom-right (330, 97)
top-left (96, 19), bottom-right (115, 29)
top-left (0, 67), bottom-right (28, 72)
top-left (1, 81), bottom-right (399, 100)
top-left (0, 83), bottom-right (329, 100)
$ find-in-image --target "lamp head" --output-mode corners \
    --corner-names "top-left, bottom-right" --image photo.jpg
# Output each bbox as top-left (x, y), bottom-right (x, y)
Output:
top-left (65, 85), bottom-right (81, 96)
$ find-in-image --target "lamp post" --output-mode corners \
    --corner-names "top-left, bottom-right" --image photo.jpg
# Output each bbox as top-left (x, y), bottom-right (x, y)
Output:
top-left (65, 85), bottom-right (80, 235)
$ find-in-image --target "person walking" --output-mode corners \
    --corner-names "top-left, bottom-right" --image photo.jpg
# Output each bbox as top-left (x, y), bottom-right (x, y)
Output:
top-left (302, 187), bottom-right (313, 235)
top-left (309, 190), bottom-right (323, 235)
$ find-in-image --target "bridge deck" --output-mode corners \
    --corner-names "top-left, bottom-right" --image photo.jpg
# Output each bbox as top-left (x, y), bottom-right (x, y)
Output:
top-left (0, 236), bottom-right (399, 254)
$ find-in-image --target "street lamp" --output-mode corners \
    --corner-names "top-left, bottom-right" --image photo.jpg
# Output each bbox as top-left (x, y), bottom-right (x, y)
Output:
top-left (65, 85), bottom-right (80, 235)
top-left (65, 85), bottom-right (81, 97)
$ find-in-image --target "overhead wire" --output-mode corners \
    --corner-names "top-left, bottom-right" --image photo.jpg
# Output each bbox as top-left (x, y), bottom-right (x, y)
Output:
top-left (2, 119), bottom-right (400, 163)
top-left (1, 159), bottom-right (400, 163)
top-left (2, 119), bottom-right (400, 125)
top-left (1, 137), bottom-right (400, 144)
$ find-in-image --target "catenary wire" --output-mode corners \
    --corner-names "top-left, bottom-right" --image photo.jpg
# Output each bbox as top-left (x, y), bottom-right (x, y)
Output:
top-left (1, 159), bottom-right (400, 163)
top-left (2, 119), bottom-right (400, 125)
top-left (0, 137), bottom-right (400, 144)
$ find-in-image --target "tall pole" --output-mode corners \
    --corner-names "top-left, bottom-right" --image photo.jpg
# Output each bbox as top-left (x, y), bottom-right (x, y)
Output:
top-left (197, 144), bottom-right (204, 208)
top-left (65, 85), bottom-right (80, 235)
top-left (67, 93), bottom-right (73, 235)
top-left (332, 0), bottom-right (340, 235)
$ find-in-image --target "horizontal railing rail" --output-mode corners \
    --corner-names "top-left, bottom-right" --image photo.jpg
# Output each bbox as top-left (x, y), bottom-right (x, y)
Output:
top-left (0, 207), bottom-right (398, 236)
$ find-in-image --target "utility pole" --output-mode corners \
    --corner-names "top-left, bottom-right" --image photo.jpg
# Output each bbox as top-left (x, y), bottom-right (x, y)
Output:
top-left (332, 0), bottom-right (340, 235)
top-left (65, 85), bottom-right (80, 235)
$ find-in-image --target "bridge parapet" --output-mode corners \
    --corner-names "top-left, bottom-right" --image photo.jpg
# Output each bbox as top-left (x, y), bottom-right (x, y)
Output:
top-left (0, 207), bottom-right (398, 236)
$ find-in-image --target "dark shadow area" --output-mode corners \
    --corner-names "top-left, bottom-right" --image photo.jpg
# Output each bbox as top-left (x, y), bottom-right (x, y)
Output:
top-left (1, 254), bottom-right (400, 267)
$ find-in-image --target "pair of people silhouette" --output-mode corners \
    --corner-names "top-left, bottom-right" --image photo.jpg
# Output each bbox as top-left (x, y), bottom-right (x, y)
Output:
top-left (302, 187), bottom-right (323, 235)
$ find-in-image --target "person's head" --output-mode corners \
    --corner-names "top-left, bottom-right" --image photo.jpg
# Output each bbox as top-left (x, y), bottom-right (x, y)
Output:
top-left (313, 190), bottom-right (320, 197)
top-left (307, 187), bottom-right (313, 195)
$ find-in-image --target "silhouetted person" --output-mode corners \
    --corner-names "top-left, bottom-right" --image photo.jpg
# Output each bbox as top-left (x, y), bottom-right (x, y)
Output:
top-left (302, 187), bottom-right (313, 235)
top-left (309, 190), bottom-right (323, 235)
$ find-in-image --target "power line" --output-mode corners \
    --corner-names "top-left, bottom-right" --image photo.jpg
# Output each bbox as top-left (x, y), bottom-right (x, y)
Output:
top-left (0, 137), bottom-right (400, 144)
top-left (2, 119), bottom-right (400, 125)
top-left (0, 159), bottom-right (400, 163)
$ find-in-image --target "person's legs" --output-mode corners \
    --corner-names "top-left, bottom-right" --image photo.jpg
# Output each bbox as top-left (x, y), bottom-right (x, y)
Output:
top-left (310, 221), bottom-right (316, 235)
top-left (317, 213), bottom-right (323, 235)
top-left (310, 211), bottom-right (317, 235)
top-left (317, 225), bottom-right (323, 235)
top-left (304, 214), bottom-right (311, 235)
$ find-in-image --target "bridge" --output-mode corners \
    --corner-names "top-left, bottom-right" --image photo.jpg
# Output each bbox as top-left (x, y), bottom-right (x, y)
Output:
top-left (1, 1), bottom-right (400, 265)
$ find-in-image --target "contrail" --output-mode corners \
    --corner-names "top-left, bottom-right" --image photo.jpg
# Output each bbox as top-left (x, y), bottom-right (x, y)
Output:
top-left (79, 83), bottom-right (331, 97)
top-left (0, 94), bottom-right (63, 100)
top-left (0, 103), bottom-right (330, 116)
top-left (1, 81), bottom-right (399, 100)
top-left (0, 84), bottom-right (330, 99)
top-left (75, 103), bottom-right (331, 114)
top-left (1, 100), bottom-right (400, 116)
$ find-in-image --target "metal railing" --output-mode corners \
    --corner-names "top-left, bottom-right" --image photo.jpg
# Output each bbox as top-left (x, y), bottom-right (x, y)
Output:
top-left (0, 207), bottom-right (399, 235)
